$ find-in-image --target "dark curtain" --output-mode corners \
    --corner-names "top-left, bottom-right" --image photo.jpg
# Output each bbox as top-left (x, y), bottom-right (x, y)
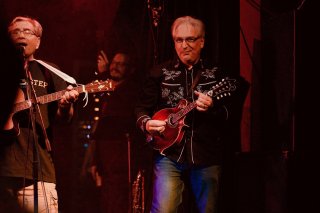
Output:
top-left (101, 0), bottom-right (238, 74)
top-left (291, 1), bottom-right (320, 212)
top-left (251, 1), bottom-right (319, 213)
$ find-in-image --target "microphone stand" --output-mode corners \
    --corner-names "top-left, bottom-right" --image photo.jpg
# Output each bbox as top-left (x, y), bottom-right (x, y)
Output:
top-left (24, 61), bottom-right (52, 213)
top-left (126, 133), bottom-right (132, 213)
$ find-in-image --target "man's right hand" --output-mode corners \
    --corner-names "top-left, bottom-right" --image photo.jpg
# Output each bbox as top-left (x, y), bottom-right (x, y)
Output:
top-left (2, 89), bottom-right (25, 131)
top-left (146, 119), bottom-right (167, 135)
top-left (97, 50), bottom-right (109, 74)
top-left (90, 165), bottom-right (102, 187)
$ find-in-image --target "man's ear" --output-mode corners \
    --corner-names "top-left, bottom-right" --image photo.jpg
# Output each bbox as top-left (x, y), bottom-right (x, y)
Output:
top-left (36, 38), bottom-right (41, 49)
top-left (200, 37), bottom-right (205, 48)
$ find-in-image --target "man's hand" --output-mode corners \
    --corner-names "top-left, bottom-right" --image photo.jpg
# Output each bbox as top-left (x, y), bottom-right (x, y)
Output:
top-left (97, 50), bottom-right (109, 74)
top-left (194, 91), bottom-right (213, 112)
top-left (90, 165), bottom-right (102, 187)
top-left (2, 89), bottom-right (25, 130)
top-left (58, 85), bottom-right (79, 120)
top-left (59, 85), bottom-right (79, 108)
top-left (146, 119), bottom-right (166, 135)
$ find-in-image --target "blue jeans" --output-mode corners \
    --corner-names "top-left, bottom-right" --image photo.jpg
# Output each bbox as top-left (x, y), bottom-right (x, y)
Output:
top-left (151, 155), bottom-right (221, 213)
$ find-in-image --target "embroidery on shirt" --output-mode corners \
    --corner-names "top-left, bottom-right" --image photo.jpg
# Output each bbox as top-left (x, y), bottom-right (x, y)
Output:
top-left (162, 85), bottom-right (185, 107)
top-left (202, 67), bottom-right (218, 79)
top-left (168, 86), bottom-right (184, 106)
top-left (162, 88), bottom-right (170, 98)
top-left (163, 68), bottom-right (181, 81)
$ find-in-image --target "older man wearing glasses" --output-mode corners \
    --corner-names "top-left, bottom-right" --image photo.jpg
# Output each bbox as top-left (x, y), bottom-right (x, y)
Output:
top-left (0, 16), bottom-right (79, 213)
top-left (135, 16), bottom-right (247, 212)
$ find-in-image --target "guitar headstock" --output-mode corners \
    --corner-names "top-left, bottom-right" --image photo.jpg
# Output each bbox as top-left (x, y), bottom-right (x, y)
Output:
top-left (207, 77), bottom-right (237, 100)
top-left (85, 79), bottom-right (115, 93)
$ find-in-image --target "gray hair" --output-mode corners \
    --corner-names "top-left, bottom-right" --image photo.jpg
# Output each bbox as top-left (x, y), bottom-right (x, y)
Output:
top-left (8, 16), bottom-right (43, 37)
top-left (171, 16), bottom-right (205, 38)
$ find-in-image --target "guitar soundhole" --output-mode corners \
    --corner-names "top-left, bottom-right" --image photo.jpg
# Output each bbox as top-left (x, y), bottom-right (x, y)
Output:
top-left (167, 114), bottom-right (176, 128)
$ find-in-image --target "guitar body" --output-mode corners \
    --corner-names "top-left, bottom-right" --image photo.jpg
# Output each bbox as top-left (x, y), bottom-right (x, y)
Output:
top-left (3, 89), bottom-right (27, 131)
top-left (151, 99), bottom-right (188, 153)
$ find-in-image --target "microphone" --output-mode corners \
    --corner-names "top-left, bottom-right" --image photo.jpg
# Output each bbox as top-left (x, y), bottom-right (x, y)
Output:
top-left (15, 43), bottom-right (29, 78)
top-left (15, 43), bottom-right (26, 57)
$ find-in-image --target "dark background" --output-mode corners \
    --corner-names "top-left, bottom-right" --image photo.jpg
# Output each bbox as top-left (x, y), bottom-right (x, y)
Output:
top-left (1, 0), bottom-right (318, 212)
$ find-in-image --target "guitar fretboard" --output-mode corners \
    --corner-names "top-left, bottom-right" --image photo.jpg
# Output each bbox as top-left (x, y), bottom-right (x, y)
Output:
top-left (14, 100), bottom-right (32, 113)
top-left (37, 85), bottom-right (85, 104)
top-left (171, 77), bottom-right (237, 124)
top-left (11, 80), bottom-right (113, 114)
top-left (13, 85), bottom-right (86, 114)
top-left (172, 102), bottom-right (197, 124)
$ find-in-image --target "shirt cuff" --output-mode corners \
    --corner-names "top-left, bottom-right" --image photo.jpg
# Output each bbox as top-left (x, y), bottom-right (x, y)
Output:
top-left (136, 115), bottom-right (151, 133)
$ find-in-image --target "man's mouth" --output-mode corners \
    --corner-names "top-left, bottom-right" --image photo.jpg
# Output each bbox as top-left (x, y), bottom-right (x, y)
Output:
top-left (15, 42), bottom-right (27, 48)
top-left (110, 69), bottom-right (120, 74)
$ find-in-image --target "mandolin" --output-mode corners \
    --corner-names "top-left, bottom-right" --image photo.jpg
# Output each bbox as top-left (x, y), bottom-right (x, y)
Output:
top-left (148, 77), bottom-right (237, 154)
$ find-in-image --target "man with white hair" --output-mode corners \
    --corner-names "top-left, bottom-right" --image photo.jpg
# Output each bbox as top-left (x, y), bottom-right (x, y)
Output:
top-left (135, 16), bottom-right (246, 212)
top-left (0, 16), bottom-right (79, 212)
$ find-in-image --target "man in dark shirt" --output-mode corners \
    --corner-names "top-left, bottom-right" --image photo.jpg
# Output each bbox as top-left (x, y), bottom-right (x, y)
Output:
top-left (0, 16), bottom-right (79, 212)
top-left (91, 50), bottom-right (144, 212)
top-left (135, 16), bottom-right (247, 212)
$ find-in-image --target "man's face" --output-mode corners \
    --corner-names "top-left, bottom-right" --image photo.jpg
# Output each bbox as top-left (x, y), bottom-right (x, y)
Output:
top-left (173, 23), bottom-right (204, 67)
top-left (109, 53), bottom-right (131, 81)
top-left (8, 21), bottom-right (40, 58)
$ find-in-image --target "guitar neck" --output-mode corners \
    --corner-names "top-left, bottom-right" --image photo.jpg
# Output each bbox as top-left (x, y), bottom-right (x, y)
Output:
top-left (171, 101), bottom-right (197, 124)
top-left (170, 77), bottom-right (237, 123)
top-left (12, 79), bottom-right (114, 114)
top-left (13, 100), bottom-right (32, 114)
top-left (37, 85), bottom-right (85, 104)
top-left (13, 85), bottom-right (85, 114)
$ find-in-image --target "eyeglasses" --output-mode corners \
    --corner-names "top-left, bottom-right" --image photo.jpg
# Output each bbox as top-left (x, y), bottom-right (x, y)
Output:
top-left (10, 29), bottom-right (37, 37)
top-left (174, 36), bottom-right (201, 44)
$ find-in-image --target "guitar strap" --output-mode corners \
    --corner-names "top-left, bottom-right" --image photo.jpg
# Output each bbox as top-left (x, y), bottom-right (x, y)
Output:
top-left (33, 59), bottom-right (77, 84)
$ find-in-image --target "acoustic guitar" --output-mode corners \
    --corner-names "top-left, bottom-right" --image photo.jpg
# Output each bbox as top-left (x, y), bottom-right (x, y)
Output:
top-left (12, 80), bottom-right (114, 114)
top-left (4, 80), bottom-right (114, 133)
